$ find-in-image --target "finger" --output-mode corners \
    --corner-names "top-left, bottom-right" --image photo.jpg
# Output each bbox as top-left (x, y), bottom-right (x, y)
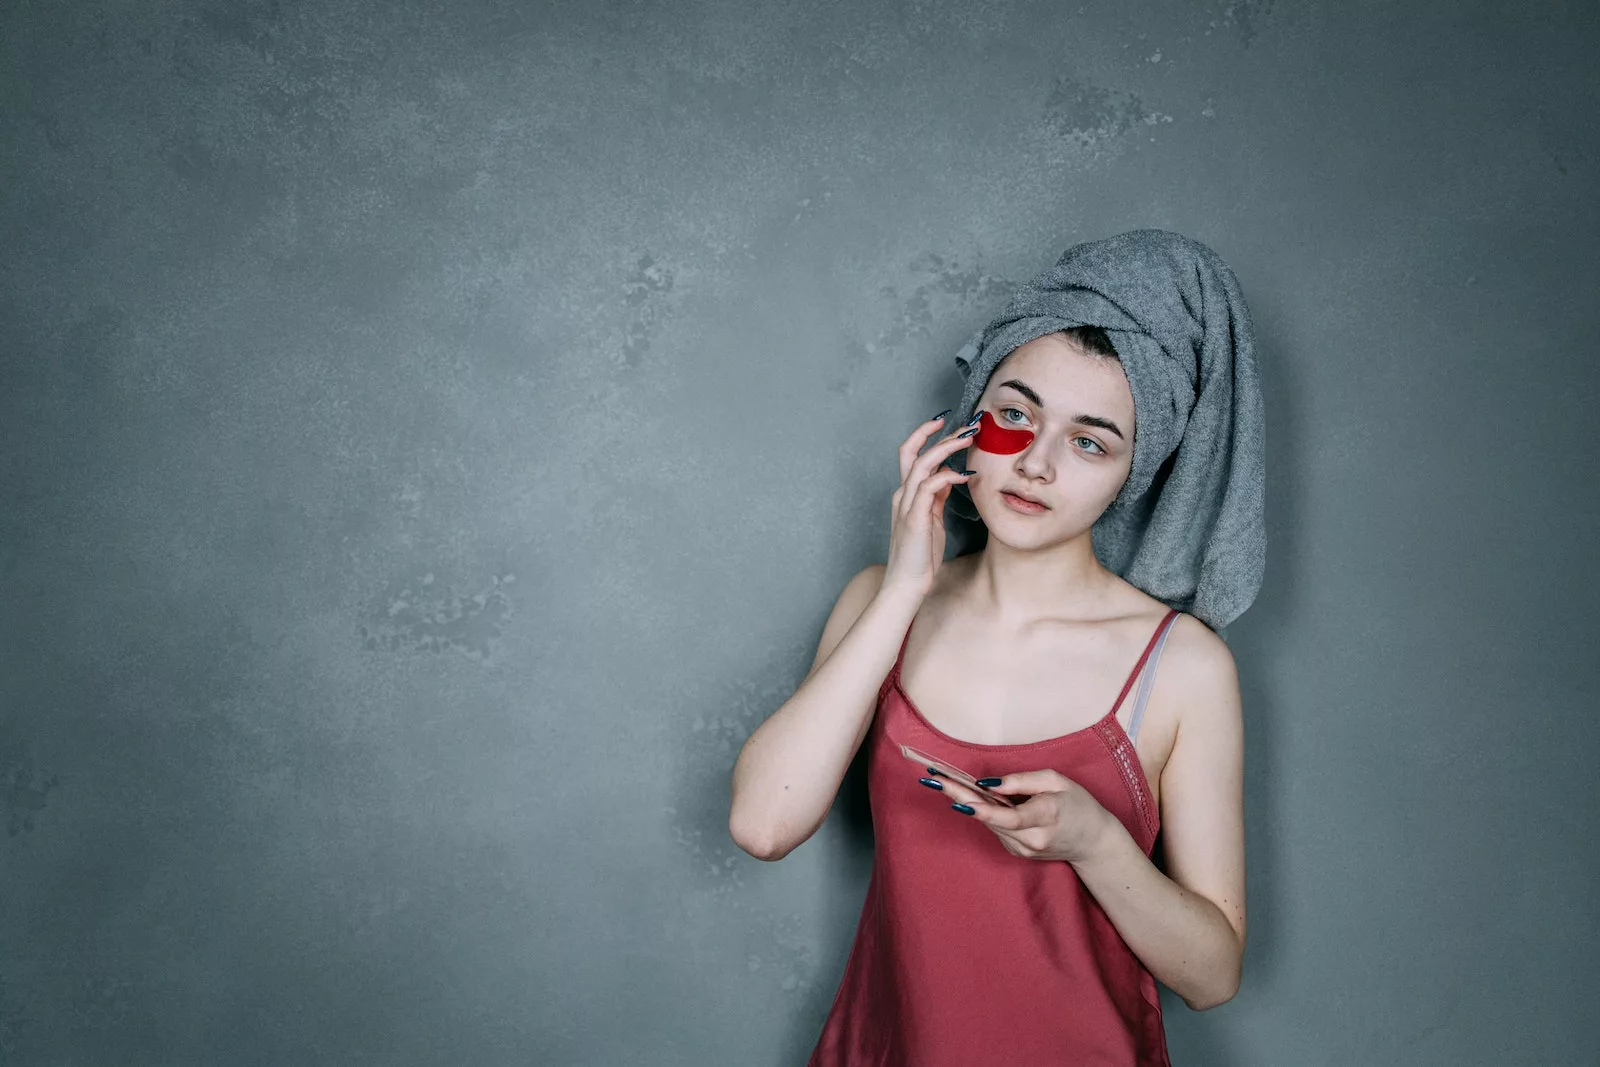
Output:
top-left (908, 415), bottom-right (979, 495)
top-left (900, 451), bottom-right (969, 519)
top-left (924, 774), bottom-right (1014, 810)
top-left (932, 768), bottom-right (1021, 810)
top-left (898, 412), bottom-right (956, 483)
top-left (906, 467), bottom-right (972, 520)
top-left (929, 781), bottom-right (1019, 824)
top-left (924, 777), bottom-right (999, 810)
top-left (911, 422), bottom-right (980, 483)
top-left (983, 769), bottom-right (1073, 796)
top-left (951, 797), bottom-right (1030, 832)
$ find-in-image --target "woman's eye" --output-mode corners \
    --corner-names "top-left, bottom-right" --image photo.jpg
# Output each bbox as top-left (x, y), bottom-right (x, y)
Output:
top-left (999, 407), bottom-right (1028, 425)
top-left (1074, 436), bottom-right (1104, 455)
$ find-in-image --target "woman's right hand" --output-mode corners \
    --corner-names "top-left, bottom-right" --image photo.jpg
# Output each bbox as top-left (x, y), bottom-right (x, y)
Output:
top-left (882, 411), bottom-right (978, 601)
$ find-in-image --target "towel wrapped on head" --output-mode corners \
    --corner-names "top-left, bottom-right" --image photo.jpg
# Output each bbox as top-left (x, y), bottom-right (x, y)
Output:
top-left (944, 228), bottom-right (1264, 631)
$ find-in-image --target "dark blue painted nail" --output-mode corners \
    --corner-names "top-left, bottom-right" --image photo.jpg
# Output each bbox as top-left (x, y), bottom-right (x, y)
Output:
top-left (951, 803), bottom-right (976, 816)
top-left (918, 777), bottom-right (943, 791)
top-left (966, 412), bottom-right (982, 425)
top-left (956, 427), bottom-right (978, 439)
top-left (926, 768), bottom-right (944, 777)
top-left (931, 408), bottom-right (952, 422)
top-left (976, 777), bottom-right (1002, 788)
top-left (960, 469), bottom-right (977, 476)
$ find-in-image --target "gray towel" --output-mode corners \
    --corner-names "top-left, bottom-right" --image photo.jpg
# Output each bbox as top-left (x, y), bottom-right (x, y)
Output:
top-left (943, 229), bottom-right (1264, 631)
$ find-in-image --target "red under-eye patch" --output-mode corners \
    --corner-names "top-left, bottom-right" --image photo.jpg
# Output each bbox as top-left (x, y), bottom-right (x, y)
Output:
top-left (971, 409), bottom-right (1034, 454)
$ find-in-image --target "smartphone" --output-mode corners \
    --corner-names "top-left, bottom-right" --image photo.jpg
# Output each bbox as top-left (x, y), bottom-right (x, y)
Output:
top-left (899, 744), bottom-right (1017, 807)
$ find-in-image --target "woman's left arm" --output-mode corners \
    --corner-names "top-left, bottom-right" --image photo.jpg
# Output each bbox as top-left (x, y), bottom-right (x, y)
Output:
top-left (1069, 625), bottom-right (1246, 1010)
top-left (943, 621), bottom-right (1247, 1010)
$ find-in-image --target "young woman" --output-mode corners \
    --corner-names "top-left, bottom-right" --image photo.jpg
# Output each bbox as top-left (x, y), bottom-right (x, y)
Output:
top-left (730, 230), bottom-right (1263, 1066)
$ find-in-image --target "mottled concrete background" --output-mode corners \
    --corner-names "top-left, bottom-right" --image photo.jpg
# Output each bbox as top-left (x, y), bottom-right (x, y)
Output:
top-left (2, 0), bottom-right (1596, 1063)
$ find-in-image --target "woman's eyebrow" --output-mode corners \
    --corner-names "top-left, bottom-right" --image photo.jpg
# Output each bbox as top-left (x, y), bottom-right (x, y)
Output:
top-left (996, 379), bottom-right (1126, 441)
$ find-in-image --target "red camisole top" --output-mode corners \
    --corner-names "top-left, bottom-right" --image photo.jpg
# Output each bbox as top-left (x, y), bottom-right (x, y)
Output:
top-left (807, 608), bottom-right (1182, 1067)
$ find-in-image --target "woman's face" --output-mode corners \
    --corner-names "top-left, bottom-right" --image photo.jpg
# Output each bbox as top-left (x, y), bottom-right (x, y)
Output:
top-left (965, 332), bottom-right (1136, 543)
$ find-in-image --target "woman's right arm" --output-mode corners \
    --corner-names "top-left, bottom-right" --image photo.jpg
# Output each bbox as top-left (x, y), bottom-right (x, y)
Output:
top-left (728, 567), bottom-right (922, 860)
top-left (728, 410), bottom-right (979, 861)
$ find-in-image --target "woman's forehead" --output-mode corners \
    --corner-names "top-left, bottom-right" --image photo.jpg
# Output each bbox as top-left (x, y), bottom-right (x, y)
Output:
top-left (983, 343), bottom-right (1133, 414)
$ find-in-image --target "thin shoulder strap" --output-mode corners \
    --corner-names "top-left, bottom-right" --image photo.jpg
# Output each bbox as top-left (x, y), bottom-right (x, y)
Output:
top-left (1126, 611), bottom-right (1180, 745)
top-left (1106, 608), bottom-right (1181, 725)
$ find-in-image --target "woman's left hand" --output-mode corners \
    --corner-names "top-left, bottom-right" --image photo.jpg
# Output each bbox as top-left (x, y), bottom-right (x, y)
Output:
top-left (936, 770), bottom-right (1119, 865)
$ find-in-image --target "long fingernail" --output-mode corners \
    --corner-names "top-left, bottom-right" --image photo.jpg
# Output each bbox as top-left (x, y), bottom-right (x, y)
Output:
top-left (956, 427), bottom-right (978, 439)
top-left (931, 408), bottom-right (952, 422)
top-left (926, 768), bottom-right (944, 777)
top-left (951, 803), bottom-right (976, 816)
top-left (918, 777), bottom-right (943, 791)
top-left (966, 412), bottom-right (982, 426)
top-left (976, 777), bottom-right (1002, 788)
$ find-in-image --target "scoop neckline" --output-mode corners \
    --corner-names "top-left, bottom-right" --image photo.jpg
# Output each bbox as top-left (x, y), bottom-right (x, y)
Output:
top-left (890, 662), bottom-right (1127, 753)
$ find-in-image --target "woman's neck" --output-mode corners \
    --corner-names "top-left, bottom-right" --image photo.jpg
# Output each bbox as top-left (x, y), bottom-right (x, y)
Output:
top-left (963, 535), bottom-right (1121, 624)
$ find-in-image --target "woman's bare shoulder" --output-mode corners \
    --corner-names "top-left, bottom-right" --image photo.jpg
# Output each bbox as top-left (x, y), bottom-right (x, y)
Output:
top-left (1101, 568), bottom-right (1235, 676)
top-left (1160, 612), bottom-right (1242, 732)
top-left (1164, 613), bottom-right (1238, 680)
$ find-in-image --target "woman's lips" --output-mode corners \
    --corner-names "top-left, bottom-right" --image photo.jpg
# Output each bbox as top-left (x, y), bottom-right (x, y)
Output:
top-left (1001, 491), bottom-right (1048, 514)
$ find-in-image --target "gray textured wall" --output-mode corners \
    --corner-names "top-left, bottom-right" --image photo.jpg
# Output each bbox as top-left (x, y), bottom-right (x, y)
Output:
top-left (3, 1), bottom-right (1596, 1064)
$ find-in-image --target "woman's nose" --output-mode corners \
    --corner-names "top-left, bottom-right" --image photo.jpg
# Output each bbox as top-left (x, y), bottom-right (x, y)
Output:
top-left (1017, 445), bottom-right (1051, 477)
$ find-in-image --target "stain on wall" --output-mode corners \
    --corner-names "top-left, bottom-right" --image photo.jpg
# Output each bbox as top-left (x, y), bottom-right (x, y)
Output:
top-left (359, 568), bottom-right (517, 661)
top-left (621, 253), bottom-right (678, 367)
top-left (2, 754), bottom-right (58, 837)
top-left (1043, 73), bottom-right (1173, 155)
top-left (1206, 0), bottom-right (1277, 47)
